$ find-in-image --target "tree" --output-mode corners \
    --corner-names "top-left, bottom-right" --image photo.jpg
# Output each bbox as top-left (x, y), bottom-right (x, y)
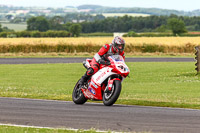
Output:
top-left (63, 22), bottom-right (72, 31)
top-left (0, 24), bottom-right (3, 32)
top-left (49, 16), bottom-right (64, 30)
top-left (69, 24), bottom-right (82, 37)
top-left (155, 25), bottom-right (168, 32)
top-left (27, 16), bottom-right (50, 32)
top-left (167, 18), bottom-right (187, 35)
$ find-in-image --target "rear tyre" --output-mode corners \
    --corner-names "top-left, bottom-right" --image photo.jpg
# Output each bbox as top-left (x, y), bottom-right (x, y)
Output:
top-left (103, 80), bottom-right (121, 106)
top-left (72, 79), bottom-right (87, 104)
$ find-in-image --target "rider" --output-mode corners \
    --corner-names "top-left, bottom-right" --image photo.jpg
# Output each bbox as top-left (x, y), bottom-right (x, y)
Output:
top-left (79, 36), bottom-right (126, 86)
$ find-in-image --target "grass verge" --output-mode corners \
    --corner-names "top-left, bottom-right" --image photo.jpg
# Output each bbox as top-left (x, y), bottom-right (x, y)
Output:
top-left (0, 125), bottom-right (106, 133)
top-left (0, 125), bottom-right (150, 133)
top-left (0, 62), bottom-right (199, 109)
top-left (0, 52), bottom-right (195, 58)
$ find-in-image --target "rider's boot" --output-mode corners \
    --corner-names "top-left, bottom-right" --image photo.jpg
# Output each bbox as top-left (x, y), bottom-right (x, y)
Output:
top-left (79, 68), bottom-right (94, 88)
top-left (79, 73), bottom-right (90, 87)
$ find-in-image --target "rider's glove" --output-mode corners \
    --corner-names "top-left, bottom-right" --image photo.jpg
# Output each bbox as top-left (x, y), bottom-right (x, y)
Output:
top-left (105, 61), bottom-right (111, 65)
top-left (97, 59), bottom-right (106, 65)
top-left (97, 59), bottom-right (110, 65)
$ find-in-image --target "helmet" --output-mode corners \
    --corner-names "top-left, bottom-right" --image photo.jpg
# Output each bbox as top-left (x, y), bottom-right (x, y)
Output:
top-left (112, 36), bottom-right (125, 53)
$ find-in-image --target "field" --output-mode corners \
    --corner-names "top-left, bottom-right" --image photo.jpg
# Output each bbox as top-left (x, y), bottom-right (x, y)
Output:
top-left (0, 62), bottom-right (199, 109)
top-left (0, 37), bottom-right (198, 55)
top-left (0, 22), bottom-right (27, 31)
top-left (0, 37), bottom-right (200, 46)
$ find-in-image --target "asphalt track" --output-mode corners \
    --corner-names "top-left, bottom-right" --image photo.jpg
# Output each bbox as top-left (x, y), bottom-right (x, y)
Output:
top-left (0, 57), bottom-right (196, 64)
top-left (0, 97), bottom-right (199, 133)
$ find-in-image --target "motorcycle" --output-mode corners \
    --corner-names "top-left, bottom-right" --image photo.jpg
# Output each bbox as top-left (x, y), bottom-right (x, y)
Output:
top-left (72, 55), bottom-right (130, 106)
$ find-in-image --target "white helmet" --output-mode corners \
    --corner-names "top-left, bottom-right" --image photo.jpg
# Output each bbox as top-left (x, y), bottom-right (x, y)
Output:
top-left (112, 36), bottom-right (125, 53)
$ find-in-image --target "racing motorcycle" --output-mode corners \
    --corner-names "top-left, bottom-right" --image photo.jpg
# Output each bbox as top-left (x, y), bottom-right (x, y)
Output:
top-left (72, 55), bottom-right (130, 106)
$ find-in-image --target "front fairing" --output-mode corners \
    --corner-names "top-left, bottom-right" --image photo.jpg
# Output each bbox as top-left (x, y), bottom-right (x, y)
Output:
top-left (108, 55), bottom-right (130, 77)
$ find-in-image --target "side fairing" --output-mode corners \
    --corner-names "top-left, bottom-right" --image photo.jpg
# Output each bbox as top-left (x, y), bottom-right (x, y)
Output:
top-left (92, 67), bottom-right (115, 85)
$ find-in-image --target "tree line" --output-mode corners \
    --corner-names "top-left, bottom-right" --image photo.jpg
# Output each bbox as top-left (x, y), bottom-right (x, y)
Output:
top-left (26, 14), bottom-right (200, 34)
top-left (81, 14), bottom-right (200, 33)
top-left (1, 14), bottom-right (200, 36)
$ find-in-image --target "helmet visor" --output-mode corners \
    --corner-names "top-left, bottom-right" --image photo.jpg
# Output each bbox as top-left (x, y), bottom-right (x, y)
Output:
top-left (118, 44), bottom-right (124, 50)
top-left (115, 43), bottom-right (125, 51)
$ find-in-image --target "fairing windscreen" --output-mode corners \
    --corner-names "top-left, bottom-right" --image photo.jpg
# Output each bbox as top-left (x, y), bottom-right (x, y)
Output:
top-left (110, 55), bottom-right (124, 62)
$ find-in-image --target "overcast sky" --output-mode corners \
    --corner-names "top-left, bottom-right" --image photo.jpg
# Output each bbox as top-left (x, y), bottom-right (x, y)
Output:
top-left (1, 0), bottom-right (199, 11)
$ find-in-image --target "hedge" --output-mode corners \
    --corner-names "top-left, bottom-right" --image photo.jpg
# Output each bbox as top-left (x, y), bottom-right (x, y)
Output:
top-left (0, 43), bottom-right (195, 54)
top-left (0, 31), bottom-right (71, 38)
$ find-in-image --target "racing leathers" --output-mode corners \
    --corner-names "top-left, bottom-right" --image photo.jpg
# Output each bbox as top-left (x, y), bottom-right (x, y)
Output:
top-left (79, 43), bottom-right (125, 86)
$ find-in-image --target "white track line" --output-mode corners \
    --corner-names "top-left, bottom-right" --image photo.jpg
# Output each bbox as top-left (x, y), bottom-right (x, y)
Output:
top-left (0, 123), bottom-right (117, 133)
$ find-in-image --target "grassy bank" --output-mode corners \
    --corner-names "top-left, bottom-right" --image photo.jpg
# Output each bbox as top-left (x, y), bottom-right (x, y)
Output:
top-left (0, 52), bottom-right (195, 58)
top-left (0, 125), bottom-right (104, 133)
top-left (0, 63), bottom-right (200, 109)
top-left (0, 125), bottom-right (150, 133)
top-left (0, 62), bottom-right (199, 109)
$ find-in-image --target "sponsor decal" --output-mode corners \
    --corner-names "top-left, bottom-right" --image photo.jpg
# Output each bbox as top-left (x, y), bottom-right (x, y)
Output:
top-left (88, 87), bottom-right (96, 95)
top-left (116, 62), bottom-right (124, 65)
top-left (91, 81), bottom-right (98, 88)
top-left (96, 71), bottom-right (106, 81)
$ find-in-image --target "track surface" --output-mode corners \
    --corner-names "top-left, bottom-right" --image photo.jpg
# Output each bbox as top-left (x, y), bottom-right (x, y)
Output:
top-left (0, 57), bottom-right (195, 64)
top-left (0, 97), bottom-right (199, 133)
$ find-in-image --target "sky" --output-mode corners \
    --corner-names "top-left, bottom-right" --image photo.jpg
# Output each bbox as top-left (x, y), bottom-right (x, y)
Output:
top-left (0, 0), bottom-right (199, 11)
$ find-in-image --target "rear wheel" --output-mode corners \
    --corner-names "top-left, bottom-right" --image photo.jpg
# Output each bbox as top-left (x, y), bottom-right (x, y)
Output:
top-left (72, 79), bottom-right (87, 104)
top-left (103, 80), bottom-right (121, 106)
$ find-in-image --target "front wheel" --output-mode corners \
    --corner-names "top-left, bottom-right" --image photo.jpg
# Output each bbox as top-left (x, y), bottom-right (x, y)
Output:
top-left (103, 80), bottom-right (121, 106)
top-left (72, 79), bottom-right (87, 104)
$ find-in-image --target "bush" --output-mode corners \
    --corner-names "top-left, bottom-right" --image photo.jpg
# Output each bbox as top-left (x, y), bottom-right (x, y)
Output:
top-left (80, 32), bottom-right (113, 37)
top-left (123, 32), bottom-right (174, 37)
top-left (7, 33), bottom-right (17, 38)
top-left (0, 32), bottom-right (8, 37)
top-left (127, 31), bottom-right (138, 37)
top-left (180, 33), bottom-right (200, 37)
top-left (16, 31), bottom-right (31, 37)
top-left (123, 32), bottom-right (200, 37)
top-left (0, 31), bottom-right (70, 38)
top-left (55, 31), bottom-right (70, 37)
top-left (45, 30), bottom-right (56, 37)
top-left (31, 31), bottom-right (42, 37)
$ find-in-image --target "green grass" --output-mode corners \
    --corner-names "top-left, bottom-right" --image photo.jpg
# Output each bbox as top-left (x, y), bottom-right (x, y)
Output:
top-left (0, 62), bottom-right (199, 109)
top-left (0, 125), bottom-right (150, 133)
top-left (0, 52), bottom-right (195, 58)
top-left (0, 125), bottom-right (105, 133)
top-left (1, 22), bottom-right (27, 31)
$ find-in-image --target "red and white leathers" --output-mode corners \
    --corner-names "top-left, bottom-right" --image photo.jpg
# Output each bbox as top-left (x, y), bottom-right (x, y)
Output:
top-left (86, 43), bottom-right (125, 76)
top-left (79, 36), bottom-right (125, 86)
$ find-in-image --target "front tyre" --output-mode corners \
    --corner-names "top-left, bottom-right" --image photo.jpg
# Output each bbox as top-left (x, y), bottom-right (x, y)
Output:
top-left (72, 79), bottom-right (87, 104)
top-left (103, 80), bottom-right (121, 106)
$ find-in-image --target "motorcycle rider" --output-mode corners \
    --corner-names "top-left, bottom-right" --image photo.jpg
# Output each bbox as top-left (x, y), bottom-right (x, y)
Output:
top-left (79, 36), bottom-right (126, 86)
